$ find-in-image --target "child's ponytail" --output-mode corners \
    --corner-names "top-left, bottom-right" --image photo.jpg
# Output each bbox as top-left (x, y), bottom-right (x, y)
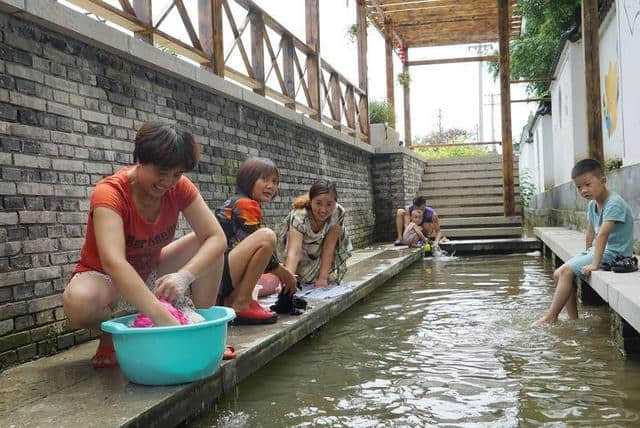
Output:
top-left (292, 193), bottom-right (310, 209)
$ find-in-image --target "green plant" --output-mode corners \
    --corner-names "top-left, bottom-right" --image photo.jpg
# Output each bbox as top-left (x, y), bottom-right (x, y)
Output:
top-left (156, 44), bottom-right (178, 57)
top-left (487, 0), bottom-right (581, 96)
top-left (604, 156), bottom-right (623, 174)
top-left (397, 72), bottom-right (411, 88)
top-left (413, 145), bottom-right (489, 159)
top-left (369, 100), bottom-right (395, 128)
top-left (346, 18), bottom-right (370, 44)
top-left (519, 168), bottom-right (538, 210)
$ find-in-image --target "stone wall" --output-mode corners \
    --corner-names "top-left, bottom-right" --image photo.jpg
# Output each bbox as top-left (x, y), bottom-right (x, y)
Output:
top-left (372, 149), bottom-right (426, 241)
top-left (0, 7), bottom-right (390, 368)
top-left (526, 163), bottom-right (640, 254)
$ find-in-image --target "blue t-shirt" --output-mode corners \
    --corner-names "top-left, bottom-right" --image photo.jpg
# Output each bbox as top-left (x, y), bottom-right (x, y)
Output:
top-left (587, 192), bottom-right (634, 257)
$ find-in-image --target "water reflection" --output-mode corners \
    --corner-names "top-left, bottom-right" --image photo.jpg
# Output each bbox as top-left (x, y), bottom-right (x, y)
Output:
top-left (190, 255), bottom-right (640, 427)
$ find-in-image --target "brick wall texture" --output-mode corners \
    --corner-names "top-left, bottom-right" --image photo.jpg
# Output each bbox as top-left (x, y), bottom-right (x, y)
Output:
top-left (0, 11), bottom-right (421, 368)
top-left (372, 153), bottom-right (426, 242)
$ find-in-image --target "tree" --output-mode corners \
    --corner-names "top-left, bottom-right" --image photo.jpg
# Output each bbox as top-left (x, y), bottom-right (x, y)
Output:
top-left (488, 0), bottom-right (581, 96)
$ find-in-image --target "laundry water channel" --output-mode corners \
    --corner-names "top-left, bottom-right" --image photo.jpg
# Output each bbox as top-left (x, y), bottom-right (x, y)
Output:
top-left (190, 254), bottom-right (640, 427)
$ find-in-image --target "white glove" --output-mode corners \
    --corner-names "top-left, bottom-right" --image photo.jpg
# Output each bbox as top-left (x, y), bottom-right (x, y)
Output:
top-left (154, 270), bottom-right (195, 302)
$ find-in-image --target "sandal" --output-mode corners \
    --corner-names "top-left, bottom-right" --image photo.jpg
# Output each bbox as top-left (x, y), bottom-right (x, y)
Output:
top-left (223, 345), bottom-right (236, 360)
top-left (393, 240), bottom-right (404, 246)
top-left (612, 256), bottom-right (639, 273)
top-left (232, 300), bottom-right (278, 325)
top-left (92, 344), bottom-right (118, 369)
top-left (601, 255), bottom-right (625, 271)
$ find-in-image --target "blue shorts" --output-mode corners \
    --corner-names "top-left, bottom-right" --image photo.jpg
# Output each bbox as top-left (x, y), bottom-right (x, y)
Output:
top-left (566, 247), bottom-right (616, 277)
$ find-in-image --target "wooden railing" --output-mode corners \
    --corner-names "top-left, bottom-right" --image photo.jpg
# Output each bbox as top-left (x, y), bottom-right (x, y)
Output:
top-left (62, 0), bottom-right (370, 142)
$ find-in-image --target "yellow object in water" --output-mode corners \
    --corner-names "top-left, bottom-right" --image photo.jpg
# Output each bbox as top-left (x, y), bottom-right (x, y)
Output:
top-left (422, 241), bottom-right (431, 252)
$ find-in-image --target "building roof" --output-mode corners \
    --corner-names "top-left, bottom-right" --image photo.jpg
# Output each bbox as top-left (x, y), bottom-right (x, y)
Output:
top-left (366, 0), bottom-right (523, 47)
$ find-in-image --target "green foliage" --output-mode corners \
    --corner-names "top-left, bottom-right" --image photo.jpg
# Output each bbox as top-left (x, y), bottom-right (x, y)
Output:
top-left (414, 128), bottom-right (473, 146)
top-left (519, 168), bottom-right (538, 210)
top-left (397, 72), bottom-right (411, 88)
top-left (488, 0), bottom-right (580, 96)
top-left (156, 44), bottom-right (178, 57)
top-left (604, 156), bottom-right (623, 174)
top-left (346, 19), bottom-right (370, 44)
top-left (413, 145), bottom-right (489, 159)
top-left (369, 100), bottom-right (395, 128)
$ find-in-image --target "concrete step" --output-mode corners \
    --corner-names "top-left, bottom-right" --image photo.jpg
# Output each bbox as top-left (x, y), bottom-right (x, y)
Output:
top-left (420, 177), bottom-right (520, 189)
top-left (423, 186), bottom-right (520, 197)
top-left (425, 155), bottom-right (502, 166)
top-left (427, 195), bottom-right (520, 207)
top-left (442, 226), bottom-right (523, 238)
top-left (439, 215), bottom-right (522, 227)
top-left (439, 238), bottom-right (541, 255)
top-left (425, 164), bottom-right (514, 174)
top-left (436, 205), bottom-right (506, 216)
top-left (424, 170), bottom-right (506, 181)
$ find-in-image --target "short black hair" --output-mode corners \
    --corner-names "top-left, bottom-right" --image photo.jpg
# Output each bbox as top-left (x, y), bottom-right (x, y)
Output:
top-left (413, 196), bottom-right (427, 206)
top-left (133, 121), bottom-right (200, 171)
top-left (236, 157), bottom-right (280, 196)
top-left (571, 158), bottom-right (604, 179)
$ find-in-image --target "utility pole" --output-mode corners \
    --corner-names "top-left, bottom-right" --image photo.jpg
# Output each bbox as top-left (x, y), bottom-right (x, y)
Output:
top-left (478, 59), bottom-right (483, 142)
top-left (484, 93), bottom-right (499, 143)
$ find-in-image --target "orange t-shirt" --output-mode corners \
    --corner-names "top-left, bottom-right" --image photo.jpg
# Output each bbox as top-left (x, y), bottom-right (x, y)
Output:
top-left (75, 166), bottom-right (199, 281)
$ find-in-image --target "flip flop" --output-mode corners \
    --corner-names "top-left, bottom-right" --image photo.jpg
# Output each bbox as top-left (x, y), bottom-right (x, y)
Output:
top-left (232, 300), bottom-right (278, 325)
top-left (612, 256), bottom-right (639, 273)
top-left (92, 344), bottom-right (118, 369)
top-left (223, 345), bottom-right (236, 360)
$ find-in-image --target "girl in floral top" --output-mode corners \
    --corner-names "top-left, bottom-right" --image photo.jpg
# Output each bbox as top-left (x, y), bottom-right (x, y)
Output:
top-left (215, 158), bottom-right (297, 324)
top-left (277, 180), bottom-right (352, 287)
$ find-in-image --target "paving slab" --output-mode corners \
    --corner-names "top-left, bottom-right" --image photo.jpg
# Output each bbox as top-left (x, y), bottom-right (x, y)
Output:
top-left (0, 245), bottom-right (420, 428)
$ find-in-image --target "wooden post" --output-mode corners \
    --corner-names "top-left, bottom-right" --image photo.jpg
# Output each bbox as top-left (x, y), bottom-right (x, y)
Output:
top-left (357, 0), bottom-right (369, 141)
top-left (250, 9), bottom-right (265, 96)
top-left (582, 0), bottom-right (604, 164)
top-left (498, 0), bottom-right (515, 216)
top-left (330, 73), bottom-right (342, 129)
top-left (282, 35), bottom-right (296, 109)
top-left (198, 0), bottom-right (224, 77)
top-left (306, 0), bottom-right (321, 120)
top-left (402, 48), bottom-right (411, 146)
top-left (384, 18), bottom-right (395, 115)
top-left (132, 0), bottom-right (152, 44)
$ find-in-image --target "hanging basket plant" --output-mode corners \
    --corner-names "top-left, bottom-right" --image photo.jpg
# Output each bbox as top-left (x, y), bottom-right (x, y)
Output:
top-left (397, 71), bottom-right (411, 88)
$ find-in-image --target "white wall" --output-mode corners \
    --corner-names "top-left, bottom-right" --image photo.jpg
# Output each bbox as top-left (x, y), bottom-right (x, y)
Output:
top-left (600, 5), bottom-right (624, 161)
top-left (617, 0), bottom-right (640, 165)
top-left (539, 115), bottom-right (554, 189)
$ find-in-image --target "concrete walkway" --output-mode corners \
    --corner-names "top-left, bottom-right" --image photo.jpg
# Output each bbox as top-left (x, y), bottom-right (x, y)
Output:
top-left (0, 245), bottom-right (420, 428)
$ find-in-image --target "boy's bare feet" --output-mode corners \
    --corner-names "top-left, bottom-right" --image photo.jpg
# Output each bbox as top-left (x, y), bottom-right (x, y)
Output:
top-left (92, 333), bottom-right (118, 368)
top-left (531, 314), bottom-right (557, 327)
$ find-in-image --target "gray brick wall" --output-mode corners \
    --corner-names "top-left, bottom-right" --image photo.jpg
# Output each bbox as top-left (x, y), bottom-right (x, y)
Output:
top-left (0, 11), bottom-right (422, 368)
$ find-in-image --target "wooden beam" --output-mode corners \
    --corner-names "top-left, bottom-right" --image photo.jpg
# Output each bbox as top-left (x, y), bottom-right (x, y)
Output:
top-left (306, 0), bottom-right (321, 120)
top-left (329, 73), bottom-right (342, 128)
top-left (199, 0), bottom-right (224, 76)
top-left (281, 36), bottom-right (296, 109)
top-left (250, 9), bottom-right (265, 95)
top-left (582, 0), bottom-right (604, 164)
top-left (510, 78), bottom-right (554, 84)
top-left (408, 55), bottom-right (497, 66)
top-left (498, 0), bottom-right (515, 217)
top-left (132, 0), bottom-right (152, 44)
top-left (402, 48), bottom-right (411, 146)
top-left (511, 97), bottom-right (551, 103)
top-left (357, 0), bottom-right (368, 93)
top-left (384, 18), bottom-right (395, 115)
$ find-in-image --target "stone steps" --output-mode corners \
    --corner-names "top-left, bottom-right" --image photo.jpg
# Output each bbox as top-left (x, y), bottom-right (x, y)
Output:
top-left (443, 226), bottom-right (523, 238)
top-left (417, 155), bottom-right (523, 240)
top-left (427, 195), bottom-right (520, 207)
top-left (439, 215), bottom-right (522, 227)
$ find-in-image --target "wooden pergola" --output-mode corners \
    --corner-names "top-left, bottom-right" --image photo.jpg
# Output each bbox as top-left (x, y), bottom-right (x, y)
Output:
top-left (363, 0), bottom-right (604, 217)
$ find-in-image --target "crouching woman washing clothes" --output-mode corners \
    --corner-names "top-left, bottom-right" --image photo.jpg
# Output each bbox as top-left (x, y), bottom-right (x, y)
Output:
top-left (63, 122), bottom-right (228, 368)
top-left (277, 180), bottom-right (353, 287)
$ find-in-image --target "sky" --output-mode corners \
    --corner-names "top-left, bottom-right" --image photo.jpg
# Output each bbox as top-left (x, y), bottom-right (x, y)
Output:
top-left (61, 0), bottom-right (535, 144)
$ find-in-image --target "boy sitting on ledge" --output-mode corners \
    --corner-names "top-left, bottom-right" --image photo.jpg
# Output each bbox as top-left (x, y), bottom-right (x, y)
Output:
top-left (532, 158), bottom-right (635, 326)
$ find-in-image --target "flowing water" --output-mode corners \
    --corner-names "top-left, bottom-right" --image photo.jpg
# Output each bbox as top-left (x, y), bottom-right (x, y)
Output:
top-left (190, 254), bottom-right (640, 427)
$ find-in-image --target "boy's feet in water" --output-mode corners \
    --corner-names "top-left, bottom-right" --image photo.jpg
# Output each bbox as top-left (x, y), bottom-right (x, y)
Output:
top-left (92, 334), bottom-right (118, 368)
top-left (531, 313), bottom-right (557, 327)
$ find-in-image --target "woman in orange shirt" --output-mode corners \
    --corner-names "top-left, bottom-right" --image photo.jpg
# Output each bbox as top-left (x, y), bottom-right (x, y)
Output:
top-left (63, 122), bottom-right (228, 368)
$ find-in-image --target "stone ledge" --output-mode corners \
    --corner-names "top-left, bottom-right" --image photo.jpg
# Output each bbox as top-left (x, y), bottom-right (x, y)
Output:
top-left (374, 145), bottom-right (426, 163)
top-left (534, 227), bottom-right (640, 333)
top-left (0, 245), bottom-right (421, 427)
top-left (4, 0), bottom-right (374, 156)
